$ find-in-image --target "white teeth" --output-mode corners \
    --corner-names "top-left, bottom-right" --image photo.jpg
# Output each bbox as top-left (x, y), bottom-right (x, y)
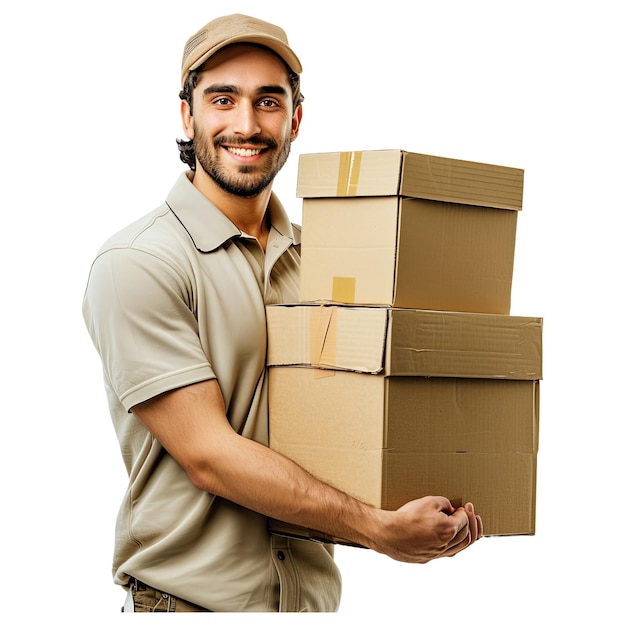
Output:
top-left (227, 147), bottom-right (262, 157)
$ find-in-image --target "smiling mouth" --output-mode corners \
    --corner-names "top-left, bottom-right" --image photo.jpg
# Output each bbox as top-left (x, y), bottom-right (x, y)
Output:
top-left (226, 146), bottom-right (264, 157)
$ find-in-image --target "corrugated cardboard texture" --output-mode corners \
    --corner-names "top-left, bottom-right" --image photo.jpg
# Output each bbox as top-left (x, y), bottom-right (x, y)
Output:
top-left (297, 150), bottom-right (524, 210)
top-left (268, 370), bottom-right (539, 538)
top-left (266, 304), bottom-right (388, 373)
top-left (299, 196), bottom-right (518, 312)
top-left (386, 308), bottom-right (543, 379)
top-left (267, 304), bottom-right (542, 539)
top-left (266, 305), bottom-right (543, 380)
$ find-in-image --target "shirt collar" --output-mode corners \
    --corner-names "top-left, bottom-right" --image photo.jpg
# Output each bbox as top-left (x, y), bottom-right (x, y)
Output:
top-left (165, 171), bottom-right (299, 253)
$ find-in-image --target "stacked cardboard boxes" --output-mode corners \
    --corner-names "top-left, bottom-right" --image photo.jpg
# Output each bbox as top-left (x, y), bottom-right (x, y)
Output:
top-left (267, 149), bottom-right (542, 542)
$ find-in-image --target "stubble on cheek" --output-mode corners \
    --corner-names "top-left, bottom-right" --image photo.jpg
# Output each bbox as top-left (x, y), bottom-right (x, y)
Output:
top-left (194, 127), bottom-right (292, 198)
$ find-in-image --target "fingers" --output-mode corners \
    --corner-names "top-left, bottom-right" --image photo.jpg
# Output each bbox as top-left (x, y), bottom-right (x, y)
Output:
top-left (434, 496), bottom-right (455, 515)
top-left (443, 502), bottom-right (482, 557)
top-left (476, 513), bottom-right (484, 539)
top-left (386, 496), bottom-right (482, 563)
top-left (442, 507), bottom-right (470, 551)
top-left (465, 502), bottom-right (483, 542)
top-left (465, 502), bottom-right (478, 542)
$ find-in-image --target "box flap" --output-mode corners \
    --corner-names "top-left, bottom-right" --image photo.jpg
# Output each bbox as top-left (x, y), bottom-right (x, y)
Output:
top-left (297, 150), bottom-right (404, 198)
top-left (267, 305), bottom-right (542, 380)
top-left (296, 149), bottom-right (524, 210)
top-left (387, 309), bottom-right (543, 379)
top-left (400, 152), bottom-right (524, 210)
top-left (266, 304), bottom-right (388, 373)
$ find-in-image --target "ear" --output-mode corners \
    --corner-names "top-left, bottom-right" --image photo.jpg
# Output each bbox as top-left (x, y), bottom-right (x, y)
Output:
top-left (290, 104), bottom-right (303, 141)
top-left (181, 99), bottom-right (195, 140)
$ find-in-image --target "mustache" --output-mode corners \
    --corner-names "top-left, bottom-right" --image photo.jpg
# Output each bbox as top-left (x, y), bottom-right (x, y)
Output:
top-left (214, 135), bottom-right (278, 149)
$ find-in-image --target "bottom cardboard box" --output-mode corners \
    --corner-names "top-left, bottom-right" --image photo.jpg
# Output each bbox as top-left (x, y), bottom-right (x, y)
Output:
top-left (268, 443), bottom-right (537, 545)
top-left (266, 304), bottom-right (542, 541)
top-left (269, 370), bottom-right (539, 539)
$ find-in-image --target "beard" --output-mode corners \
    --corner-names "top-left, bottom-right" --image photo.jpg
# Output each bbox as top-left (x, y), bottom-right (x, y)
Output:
top-left (193, 125), bottom-right (292, 198)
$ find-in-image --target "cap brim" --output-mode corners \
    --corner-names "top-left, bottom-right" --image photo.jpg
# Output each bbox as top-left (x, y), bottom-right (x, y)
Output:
top-left (187, 35), bottom-right (302, 77)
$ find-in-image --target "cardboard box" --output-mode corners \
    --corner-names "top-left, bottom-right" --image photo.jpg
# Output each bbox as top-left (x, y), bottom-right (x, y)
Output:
top-left (266, 304), bottom-right (542, 542)
top-left (297, 150), bottom-right (524, 313)
top-left (297, 150), bottom-right (524, 209)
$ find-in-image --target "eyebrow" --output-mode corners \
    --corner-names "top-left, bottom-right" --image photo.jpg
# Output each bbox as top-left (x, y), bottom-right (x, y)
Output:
top-left (201, 84), bottom-right (289, 98)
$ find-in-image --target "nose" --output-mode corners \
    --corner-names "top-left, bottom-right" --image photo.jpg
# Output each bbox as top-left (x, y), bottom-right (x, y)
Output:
top-left (233, 100), bottom-right (261, 137)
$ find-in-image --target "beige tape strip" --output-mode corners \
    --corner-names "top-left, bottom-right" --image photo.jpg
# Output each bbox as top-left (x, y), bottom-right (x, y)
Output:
top-left (332, 276), bottom-right (356, 304)
top-left (310, 306), bottom-right (337, 378)
top-left (336, 151), bottom-right (362, 196)
top-left (313, 367), bottom-right (335, 379)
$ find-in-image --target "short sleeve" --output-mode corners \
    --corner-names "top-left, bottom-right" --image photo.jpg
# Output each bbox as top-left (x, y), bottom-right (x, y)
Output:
top-left (82, 246), bottom-right (215, 411)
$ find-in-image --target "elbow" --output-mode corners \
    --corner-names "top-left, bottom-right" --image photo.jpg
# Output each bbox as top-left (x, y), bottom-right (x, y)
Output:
top-left (185, 460), bottom-right (218, 494)
top-left (182, 454), bottom-right (226, 496)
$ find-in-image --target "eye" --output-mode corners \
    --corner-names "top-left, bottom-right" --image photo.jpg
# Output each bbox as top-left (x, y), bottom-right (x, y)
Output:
top-left (212, 96), bottom-right (233, 106)
top-left (258, 98), bottom-right (280, 108)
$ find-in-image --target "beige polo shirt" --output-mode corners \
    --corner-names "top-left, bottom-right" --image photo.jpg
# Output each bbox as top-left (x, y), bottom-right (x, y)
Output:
top-left (82, 171), bottom-right (341, 612)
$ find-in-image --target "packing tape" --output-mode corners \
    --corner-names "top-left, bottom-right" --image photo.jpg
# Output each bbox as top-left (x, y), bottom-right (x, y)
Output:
top-left (310, 305), bottom-right (337, 378)
top-left (313, 367), bottom-right (335, 380)
top-left (332, 276), bottom-right (356, 304)
top-left (336, 151), bottom-right (362, 196)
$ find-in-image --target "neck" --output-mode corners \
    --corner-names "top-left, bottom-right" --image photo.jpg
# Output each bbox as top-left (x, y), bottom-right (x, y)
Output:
top-left (192, 166), bottom-right (273, 249)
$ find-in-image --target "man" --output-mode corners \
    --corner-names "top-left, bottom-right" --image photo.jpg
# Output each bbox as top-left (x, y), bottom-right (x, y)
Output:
top-left (82, 13), bottom-right (482, 613)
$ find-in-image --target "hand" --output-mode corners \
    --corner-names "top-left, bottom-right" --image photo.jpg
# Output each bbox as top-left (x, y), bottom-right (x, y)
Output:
top-left (370, 496), bottom-right (483, 564)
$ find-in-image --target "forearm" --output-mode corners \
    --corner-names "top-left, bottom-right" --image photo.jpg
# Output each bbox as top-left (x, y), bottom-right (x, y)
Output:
top-left (133, 379), bottom-right (481, 563)
top-left (196, 426), bottom-right (384, 549)
top-left (190, 430), bottom-right (477, 563)
top-left (133, 379), bottom-right (381, 547)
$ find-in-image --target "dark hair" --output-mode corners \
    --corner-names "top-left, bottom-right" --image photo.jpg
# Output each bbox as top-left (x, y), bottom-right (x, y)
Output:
top-left (176, 55), bottom-right (304, 170)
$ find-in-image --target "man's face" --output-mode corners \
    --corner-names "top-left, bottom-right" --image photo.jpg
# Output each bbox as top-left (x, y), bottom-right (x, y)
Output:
top-left (187, 44), bottom-right (301, 198)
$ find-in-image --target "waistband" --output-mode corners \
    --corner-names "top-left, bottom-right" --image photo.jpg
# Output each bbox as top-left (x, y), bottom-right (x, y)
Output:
top-left (127, 577), bottom-right (213, 612)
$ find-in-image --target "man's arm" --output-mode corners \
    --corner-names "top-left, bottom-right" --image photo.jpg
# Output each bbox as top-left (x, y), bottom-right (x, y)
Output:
top-left (132, 378), bottom-right (482, 564)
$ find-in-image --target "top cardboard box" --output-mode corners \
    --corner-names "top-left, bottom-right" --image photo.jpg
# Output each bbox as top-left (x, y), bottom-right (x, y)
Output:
top-left (297, 150), bottom-right (524, 313)
top-left (296, 149), bottom-right (524, 209)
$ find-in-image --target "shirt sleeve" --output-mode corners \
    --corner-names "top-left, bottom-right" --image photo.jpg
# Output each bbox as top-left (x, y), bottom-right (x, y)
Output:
top-left (82, 245), bottom-right (215, 411)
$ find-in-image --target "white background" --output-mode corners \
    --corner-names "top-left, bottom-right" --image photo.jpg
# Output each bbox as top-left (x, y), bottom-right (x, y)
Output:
top-left (2, 1), bottom-right (624, 623)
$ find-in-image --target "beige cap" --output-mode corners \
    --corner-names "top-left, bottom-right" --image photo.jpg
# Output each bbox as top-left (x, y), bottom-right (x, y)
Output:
top-left (181, 14), bottom-right (302, 87)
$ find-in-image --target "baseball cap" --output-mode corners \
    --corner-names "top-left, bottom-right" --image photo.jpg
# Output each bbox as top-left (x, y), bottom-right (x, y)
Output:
top-left (180, 14), bottom-right (302, 87)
